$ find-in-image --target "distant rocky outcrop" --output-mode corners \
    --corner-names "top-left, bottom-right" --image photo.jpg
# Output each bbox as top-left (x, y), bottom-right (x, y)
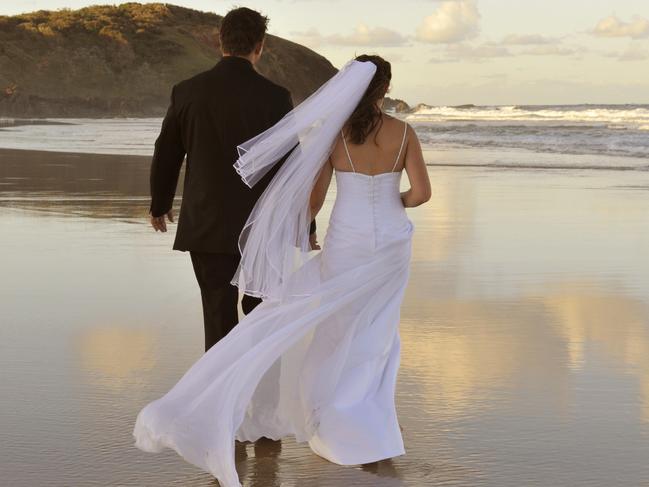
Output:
top-left (0, 3), bottom-right (412, 118)
top-left (409, 103), bottom-right (433, 113)
top-left (384, 97), bottom-right (410, 113)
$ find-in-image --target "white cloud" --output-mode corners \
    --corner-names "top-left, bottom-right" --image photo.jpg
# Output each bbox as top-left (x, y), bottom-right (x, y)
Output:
top-left (430, 42), bottom-right (511, 63)
top-left (383, 52), bottom-right (408, 63)
top-left (496, 34), bottom-right (583, 57)
top-left (592, 15), bottom-right (649, 39)
top-left (289, 27), bottom-right (324, 48)
top-left (329, 24), bottom-right (408, 47)
top-left (500, 34), bottom-right (558, 45)
top-left (428, 38), bottom-right (583, 63)
top-left (618, 45), bottom-right (649, 61)
top-left (448, 43), bottom-right (510, 59)
top-left (427, 56), bottom-right (460, 64)
top-left (416, 0), bottom-right (480, 44)
top-left (290, 24), bottom-right (407, 48)
top-left (520, 45), bottom-right (578, 56)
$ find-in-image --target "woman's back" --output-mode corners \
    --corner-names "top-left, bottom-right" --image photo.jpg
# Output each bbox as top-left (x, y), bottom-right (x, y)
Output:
top-left (319, 116), bottom-right (413, 254)
top-left (309, 112), bottom-right (431, 252)
top-left (331, 114), bottom-right (409, 176)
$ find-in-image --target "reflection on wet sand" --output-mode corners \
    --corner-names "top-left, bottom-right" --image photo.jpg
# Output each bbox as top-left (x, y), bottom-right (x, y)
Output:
top-left (77, 326), bottom-right (158, 391)
top-left (408, 168), bottom-right (476, 263)
top-left (544, 285), bottom-right (649, 422)
top-left (401, 287), bottom-right (649, 417)
top-left (0, 148), bottom-right (156, 195)
top-left (0, 148), bottom-right (182, 220)
top-left (2, 148), bottom-right (649, 485)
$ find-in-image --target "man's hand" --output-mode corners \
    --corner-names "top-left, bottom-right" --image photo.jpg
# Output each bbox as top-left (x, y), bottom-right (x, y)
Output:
top-left (151, 210), bottom-right (174, 232)
top-left (309, 232), bottom-right (321, 251)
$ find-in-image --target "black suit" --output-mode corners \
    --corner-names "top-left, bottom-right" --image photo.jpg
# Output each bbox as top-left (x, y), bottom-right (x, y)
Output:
top-left (150, 55), bottom-right (313, 351)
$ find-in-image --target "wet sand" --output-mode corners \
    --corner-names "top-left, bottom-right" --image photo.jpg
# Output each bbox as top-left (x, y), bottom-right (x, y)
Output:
top-left (1, 148), bottom-right (649, 486)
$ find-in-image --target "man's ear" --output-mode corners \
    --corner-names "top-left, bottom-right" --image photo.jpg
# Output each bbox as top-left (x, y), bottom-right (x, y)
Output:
top-left (255, 39), bottom-right (264, 56)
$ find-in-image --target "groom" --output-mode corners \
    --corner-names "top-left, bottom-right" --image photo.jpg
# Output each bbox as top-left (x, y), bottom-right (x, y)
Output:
top-left (149, 7), bottom-right (316, 351)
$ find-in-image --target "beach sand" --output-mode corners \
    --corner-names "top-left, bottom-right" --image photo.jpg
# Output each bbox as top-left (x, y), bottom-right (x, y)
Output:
top-left (1, 147), bottom-right (649, 486)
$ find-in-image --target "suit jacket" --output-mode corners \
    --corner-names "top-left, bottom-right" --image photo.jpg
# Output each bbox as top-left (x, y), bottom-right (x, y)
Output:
top-left (150, 55), bottom-right (314, 254)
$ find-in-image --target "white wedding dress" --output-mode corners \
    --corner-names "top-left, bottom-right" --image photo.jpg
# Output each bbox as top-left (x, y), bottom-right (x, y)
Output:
top-left (133, 119), bottom-right (414, 486)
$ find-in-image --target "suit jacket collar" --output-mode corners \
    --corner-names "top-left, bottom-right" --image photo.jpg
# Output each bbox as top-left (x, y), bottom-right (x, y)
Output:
top-left (217, 56), bottom-right (255, 71)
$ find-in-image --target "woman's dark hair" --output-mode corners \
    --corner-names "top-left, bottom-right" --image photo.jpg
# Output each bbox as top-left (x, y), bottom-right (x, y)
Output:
top-left (343, 54), bottom-right (392, 145)
top-left (219, 7), bottom-right (269, 56)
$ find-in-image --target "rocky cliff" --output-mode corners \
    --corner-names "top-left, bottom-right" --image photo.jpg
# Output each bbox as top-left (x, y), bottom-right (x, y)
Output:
top-left (0, 3), bottom-right (344, 117)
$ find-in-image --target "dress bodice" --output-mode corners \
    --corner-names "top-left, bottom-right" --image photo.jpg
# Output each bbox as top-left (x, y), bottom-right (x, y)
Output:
top-left (326, 171), bottom-right (411, 252)
top-left (330, 119), bottom-right (411, 244)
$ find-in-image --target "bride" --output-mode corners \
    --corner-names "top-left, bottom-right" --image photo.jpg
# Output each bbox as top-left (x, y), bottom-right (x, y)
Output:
top-left (133, 54), bottom-right (431, 487)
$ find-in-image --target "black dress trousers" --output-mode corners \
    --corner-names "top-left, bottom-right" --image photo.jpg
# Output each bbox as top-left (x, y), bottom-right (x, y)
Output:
top-left (189, 251), bottom-right (262, 351)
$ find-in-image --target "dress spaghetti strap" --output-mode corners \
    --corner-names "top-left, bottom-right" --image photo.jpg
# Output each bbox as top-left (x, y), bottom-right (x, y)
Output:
top-left (340, 130), bottom-right (356, 173)
top-left (341, 121), bottom-right (407, 174)
top-left (391, 121), bottom-right (408, 172)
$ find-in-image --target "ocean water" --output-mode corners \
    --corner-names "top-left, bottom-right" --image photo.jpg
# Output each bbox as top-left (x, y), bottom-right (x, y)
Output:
top-left (0, 118), bottom-right (160, 156)
top-left (1, 104), bottom-right (648, 169)
top-left (406, 104), bottom-right (649, 166)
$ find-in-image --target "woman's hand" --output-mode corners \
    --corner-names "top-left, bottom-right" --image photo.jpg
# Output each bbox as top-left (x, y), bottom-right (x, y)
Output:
top-left (309, 232), bottom-right (321, 250)
top-left (309, 157), bottom-right (334, 220)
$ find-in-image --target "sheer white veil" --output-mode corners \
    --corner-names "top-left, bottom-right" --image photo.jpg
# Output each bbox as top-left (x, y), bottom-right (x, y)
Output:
top-left (230, 58), bottom-right (377, 301)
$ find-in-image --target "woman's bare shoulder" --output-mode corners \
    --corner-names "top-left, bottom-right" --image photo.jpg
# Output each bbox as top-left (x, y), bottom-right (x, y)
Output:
top-left (382, 112), bottom-right (399, 123)
top-left (383, 111), bottom-right (410, 124)
top-left (381, 112), bottom-right (410, 132)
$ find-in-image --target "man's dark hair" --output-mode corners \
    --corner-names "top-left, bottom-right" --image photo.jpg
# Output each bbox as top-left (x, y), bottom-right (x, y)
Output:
top-left (219, 7), bottom-right (269, 56)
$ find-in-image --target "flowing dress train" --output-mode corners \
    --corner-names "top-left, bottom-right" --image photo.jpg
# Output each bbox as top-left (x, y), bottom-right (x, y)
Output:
top-left (133, 169), bottom-right (414, 487)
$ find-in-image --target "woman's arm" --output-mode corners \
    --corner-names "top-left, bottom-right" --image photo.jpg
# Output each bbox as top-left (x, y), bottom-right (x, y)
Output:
top-left (400, 124), bottom-right (431, 208)
top-left (310, 157), bottom-right (334, 219)
top-left (307, 157), bottom-right (333, 250)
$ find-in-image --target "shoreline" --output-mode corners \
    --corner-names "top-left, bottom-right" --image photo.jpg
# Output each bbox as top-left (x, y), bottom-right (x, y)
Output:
top-left (0, 147), bottom-right (156, 200)
top-left (0, 147), bottom-right (150, 163)
top-left (1, 147), bottom-right (646, 174)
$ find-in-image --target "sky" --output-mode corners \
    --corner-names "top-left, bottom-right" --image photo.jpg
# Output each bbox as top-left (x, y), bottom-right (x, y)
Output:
top-left (3, 0), bottom-right (649, 106)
